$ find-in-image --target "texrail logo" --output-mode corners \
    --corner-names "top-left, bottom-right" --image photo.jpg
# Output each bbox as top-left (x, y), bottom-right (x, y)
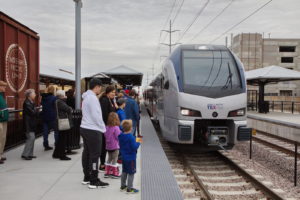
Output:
top-left (5, 44), bottom-right (28, 93)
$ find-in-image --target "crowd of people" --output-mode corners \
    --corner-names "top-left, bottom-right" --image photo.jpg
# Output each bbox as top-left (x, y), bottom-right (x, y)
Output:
top-left (0, 78), bottom-right (142, 194)
top-left (81, 78), bottom-right (141, 193)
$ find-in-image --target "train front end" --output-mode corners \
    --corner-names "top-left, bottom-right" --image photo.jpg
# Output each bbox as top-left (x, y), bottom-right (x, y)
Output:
top-left (163, 44), bottom-right (251, 149)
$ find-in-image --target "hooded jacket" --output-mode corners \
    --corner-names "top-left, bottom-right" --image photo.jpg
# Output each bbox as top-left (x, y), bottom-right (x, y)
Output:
top-left (118, 132), bottom-right (140, 161)
top-left (124, 96), bottom-right (139, 122)
top-left (41, 93), bottom-right (57, 122)
top-left (80, 90), bottom-right (106, 133)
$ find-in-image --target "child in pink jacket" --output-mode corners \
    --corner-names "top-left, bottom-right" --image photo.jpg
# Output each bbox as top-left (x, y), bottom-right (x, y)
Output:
top-left (104, 112), bottom-right (121, 178)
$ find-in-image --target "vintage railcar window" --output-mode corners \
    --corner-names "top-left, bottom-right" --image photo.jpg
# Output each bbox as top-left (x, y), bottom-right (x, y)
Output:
top-left (182, 50), bottom-right (243, 98)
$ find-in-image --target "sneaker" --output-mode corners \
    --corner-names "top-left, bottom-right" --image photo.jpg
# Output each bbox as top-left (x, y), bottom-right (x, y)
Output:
top-left (29, 156), bottom-right (37, 159)
top-left (66, 150), bottom-right (77, 155)
top-left (21, 156), bottom-right (32, 160)
top-left (127, 188), bottom-right (139, 194)
top-left (44, 146), bottom-right (53, 151)
top-left (99, 165), bottom-right (105, 171)
top-left (60, 156), bottom-right (71, 161)
top-left (82, 177), bottom-right (90, 185)
top-left (88, 179), bottom-right (109, 189)
top-left (120, 186), bottom-right (127, 192)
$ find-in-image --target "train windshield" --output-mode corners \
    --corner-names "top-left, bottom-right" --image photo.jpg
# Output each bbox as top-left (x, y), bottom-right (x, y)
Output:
top-left (182, 50), bottom-right (243, 98)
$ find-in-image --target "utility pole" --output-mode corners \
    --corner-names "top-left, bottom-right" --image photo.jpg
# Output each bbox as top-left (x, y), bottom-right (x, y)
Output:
top-left (152, 65), bottom-right (155, 79)
top-left (161, 20), bottom-right (180, 55)
top-left (74, 0), bottom-right (82, 109)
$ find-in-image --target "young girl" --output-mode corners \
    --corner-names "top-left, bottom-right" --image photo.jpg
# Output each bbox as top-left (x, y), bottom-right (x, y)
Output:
top-left (104, 112), bottom-right (121, 178)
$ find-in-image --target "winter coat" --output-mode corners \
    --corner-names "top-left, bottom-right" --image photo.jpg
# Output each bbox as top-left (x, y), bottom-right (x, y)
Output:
top-left (23, 99), bottom-right (38, 132)
top-left (0, 93), bottom-right (8, 122)
top-left (124, 96), bottom-right (139, 122)
top-left (118, 132), bottom-right (140, 161)
top-left (41, 93), bottom-right (57, 122)
top-left (116, 108), bottom-right (126, 123)
top-left (56, 99), bottom-right (73, 128)
top-left (66, 96), bottom-right (75, 109)
top-left (99, 96), bottom-right (116, 125)
top-left (104, 126), bottom-right (121, 150)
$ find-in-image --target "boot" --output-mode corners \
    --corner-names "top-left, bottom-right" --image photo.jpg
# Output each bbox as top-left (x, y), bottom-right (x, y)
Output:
top-left (104, 165), bottom-right (111, 178)
top-left (111, 165), bottom-right (121, 179)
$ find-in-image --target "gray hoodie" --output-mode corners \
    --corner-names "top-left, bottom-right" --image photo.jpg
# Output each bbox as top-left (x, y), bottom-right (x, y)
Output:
top-left (80, 90), bottom-right (106, 133)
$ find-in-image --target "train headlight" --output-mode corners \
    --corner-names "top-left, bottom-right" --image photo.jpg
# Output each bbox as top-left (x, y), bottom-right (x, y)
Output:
top-left (180, 108), bottom-right (202, 117)
top-left (228, 108), bottom-right (245, 117)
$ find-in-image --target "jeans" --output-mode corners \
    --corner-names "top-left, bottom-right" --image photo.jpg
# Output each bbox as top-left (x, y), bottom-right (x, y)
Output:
top-left (132, 120), bottom-right (137, 137)
top-left (43, 121), bottom-right (58, 147)
top-left (22, 132), bottom-right (35, 157)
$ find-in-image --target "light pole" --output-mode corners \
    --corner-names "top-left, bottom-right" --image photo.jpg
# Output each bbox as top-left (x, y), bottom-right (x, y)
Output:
top-left (74, 0), bottom-right (82, 109)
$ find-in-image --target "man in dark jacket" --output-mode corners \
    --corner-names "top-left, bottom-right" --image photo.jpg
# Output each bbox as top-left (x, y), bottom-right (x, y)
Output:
top-left (41, 86), bottom-right (58, 150)
top-left (124, 90), bottom-right (139, 137)
top-left (22, 89), bottom-right (38, 160)
top-left (0, 81), bottom-right (8, 164)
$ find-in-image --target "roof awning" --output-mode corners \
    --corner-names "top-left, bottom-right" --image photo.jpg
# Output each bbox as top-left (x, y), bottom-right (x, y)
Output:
top-left (103, 65), bottom-right (143, 86)
top-left (246, 65), bottom-right (300, 85)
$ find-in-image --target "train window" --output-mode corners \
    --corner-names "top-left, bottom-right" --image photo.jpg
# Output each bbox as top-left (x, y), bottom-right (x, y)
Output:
top-left (181, 50), bottom-right (243, 98)
top-left (163, 80), bottom-right (169, 90)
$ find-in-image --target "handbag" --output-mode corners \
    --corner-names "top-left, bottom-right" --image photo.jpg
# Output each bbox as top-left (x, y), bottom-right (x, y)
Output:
top-left (56, 100), bottom-right (71, 131)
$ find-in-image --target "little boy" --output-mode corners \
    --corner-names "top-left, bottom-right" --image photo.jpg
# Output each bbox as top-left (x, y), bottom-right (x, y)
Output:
top-left (116, 98), bottom-right (126, 125)
top-left (118, 120), bottom-right (140, 194)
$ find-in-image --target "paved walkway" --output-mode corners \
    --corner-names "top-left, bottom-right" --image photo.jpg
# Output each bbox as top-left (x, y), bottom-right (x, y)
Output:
top-left (248, 111), bottom-right (300, 126)
top-left (0, 135), bottom-right (141, 200)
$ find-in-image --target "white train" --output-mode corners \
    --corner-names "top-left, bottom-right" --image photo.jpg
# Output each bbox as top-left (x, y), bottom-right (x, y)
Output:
top-left (146, 44), bottom-right (251, 149)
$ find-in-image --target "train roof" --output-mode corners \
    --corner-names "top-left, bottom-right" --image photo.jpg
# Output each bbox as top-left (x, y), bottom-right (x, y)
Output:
top-left (174, 44), bottom-right (229, 51)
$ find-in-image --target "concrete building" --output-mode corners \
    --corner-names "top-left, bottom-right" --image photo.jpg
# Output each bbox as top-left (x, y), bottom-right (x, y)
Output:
top-left (231, 33), bottom-right (300, 97)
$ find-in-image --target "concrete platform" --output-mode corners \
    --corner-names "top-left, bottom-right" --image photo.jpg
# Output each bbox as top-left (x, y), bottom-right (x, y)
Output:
top-left (141, 107), bottom-right (183, 200)
top-left (0, 107), bottom-right (183, 200)
top-left (247, 111), bottom-right (300, 142)
top-left (0, 135), bottom-right (141, 200)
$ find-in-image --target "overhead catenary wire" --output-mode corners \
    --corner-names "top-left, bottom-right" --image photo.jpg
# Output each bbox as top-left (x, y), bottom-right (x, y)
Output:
top-left (189, 0), bottom-right (235, 42)
top-left (171, 0), bottom-right (185, 26)
top-left (176, 0), bottom-right (210, 43)
top-left (209, 0), bottom-right (273, 44)
top-left (152, 0), bottom-right (178, 66)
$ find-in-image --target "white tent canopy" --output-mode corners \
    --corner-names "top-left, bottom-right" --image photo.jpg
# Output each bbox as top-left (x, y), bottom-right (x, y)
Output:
top-left (103, 65), bottom-right (143, 86)
top-left (246, 65), bottom-right (300, 85)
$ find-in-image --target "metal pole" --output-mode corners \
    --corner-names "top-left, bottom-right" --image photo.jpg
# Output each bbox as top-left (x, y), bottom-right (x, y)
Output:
top-left (74, 0), bottom-right (82, 109)
top-left (295, 142), bottom-right (298, 186)
top-left (250, 131), bottom-right (252, 159)
top-left (169, 20), bottom-right (171, 54)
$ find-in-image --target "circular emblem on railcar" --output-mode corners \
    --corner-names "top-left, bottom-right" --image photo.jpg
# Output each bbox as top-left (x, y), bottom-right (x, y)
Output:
top-left (5, 44), bottom-right (28, 93)
top-left (212, 112), bottom-right (218, 118)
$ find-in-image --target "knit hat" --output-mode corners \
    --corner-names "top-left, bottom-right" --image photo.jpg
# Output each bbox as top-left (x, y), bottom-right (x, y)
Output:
top-left (117, 98), bottom-right (126, 106)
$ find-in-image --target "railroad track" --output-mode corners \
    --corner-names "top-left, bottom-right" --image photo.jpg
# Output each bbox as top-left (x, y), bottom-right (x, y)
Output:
top-left (182, 151), bottom-right (287, 200)
top-left (159, 137), bottom-right (287, 200)
top-left (252, 131), bottom-right (300, 159)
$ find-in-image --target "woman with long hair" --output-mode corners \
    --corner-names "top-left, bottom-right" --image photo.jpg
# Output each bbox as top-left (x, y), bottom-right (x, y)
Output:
top-left (99, 85), bottom-right (117, 170)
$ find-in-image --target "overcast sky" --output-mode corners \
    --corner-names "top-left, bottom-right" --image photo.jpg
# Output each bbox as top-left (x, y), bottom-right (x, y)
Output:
top-left (1, 0), bottom-right (300, 84)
